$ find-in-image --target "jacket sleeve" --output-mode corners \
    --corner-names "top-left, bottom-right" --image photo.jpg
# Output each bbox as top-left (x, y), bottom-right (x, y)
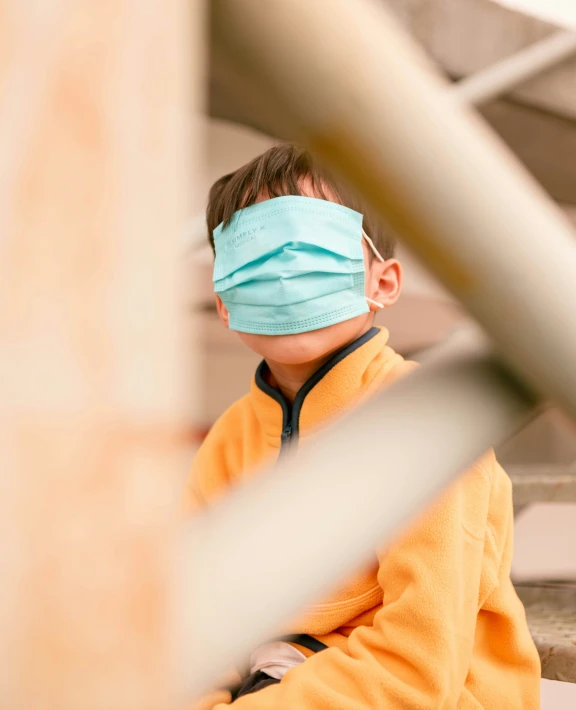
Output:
top-left (182, 428), bottom-right (229, 514)
top-left (209, 458), bottom-right (497, 710)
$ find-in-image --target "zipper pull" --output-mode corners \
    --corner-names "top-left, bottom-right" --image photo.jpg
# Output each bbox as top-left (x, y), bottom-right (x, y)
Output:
top-left (281, 423), bottom-right (292, 446)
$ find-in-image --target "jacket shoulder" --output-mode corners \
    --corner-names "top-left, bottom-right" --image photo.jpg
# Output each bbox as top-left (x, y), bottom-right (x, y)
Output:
top-left (184, 393), bottom-right (254, 511)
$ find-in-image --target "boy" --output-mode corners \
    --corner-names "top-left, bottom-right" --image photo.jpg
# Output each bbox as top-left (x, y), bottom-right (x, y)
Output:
top-left (186, 145), bottom-right (540, 709)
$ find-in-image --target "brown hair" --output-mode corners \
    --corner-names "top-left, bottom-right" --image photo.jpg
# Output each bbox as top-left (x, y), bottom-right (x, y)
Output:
top-left (206, 143), bottom-right (395, 259)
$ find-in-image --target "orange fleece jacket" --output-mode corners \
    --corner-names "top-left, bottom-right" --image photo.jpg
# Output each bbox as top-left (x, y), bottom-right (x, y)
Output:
top-left (185, 327), bottom-right (540, 709)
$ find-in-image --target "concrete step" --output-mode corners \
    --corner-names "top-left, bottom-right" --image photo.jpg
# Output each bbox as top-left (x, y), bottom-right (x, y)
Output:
top-left (516, 582), bottom-right (576, 683)
top-left (510, 467), bottom-right (576, 511)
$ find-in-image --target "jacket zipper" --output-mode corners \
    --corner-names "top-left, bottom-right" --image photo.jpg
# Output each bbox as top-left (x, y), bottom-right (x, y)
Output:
top-left (281, 422), bottom-right (293, 448)
top-left (280, 416), bottom-right (297, 456)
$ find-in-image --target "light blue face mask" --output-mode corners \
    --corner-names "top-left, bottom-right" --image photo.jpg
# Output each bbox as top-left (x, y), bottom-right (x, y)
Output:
top-left (212, 195), bottom-right (384, 335)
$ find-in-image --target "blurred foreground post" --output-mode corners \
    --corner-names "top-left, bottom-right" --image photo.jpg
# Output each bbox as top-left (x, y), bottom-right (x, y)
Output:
top-left (0, 2), bottom-right (193, 709)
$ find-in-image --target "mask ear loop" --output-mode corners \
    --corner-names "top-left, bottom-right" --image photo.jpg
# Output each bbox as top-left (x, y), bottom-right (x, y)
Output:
top-left (362, 230), bottom-right (385, 263)
top-left (362, 229), bottom-right (385, 309)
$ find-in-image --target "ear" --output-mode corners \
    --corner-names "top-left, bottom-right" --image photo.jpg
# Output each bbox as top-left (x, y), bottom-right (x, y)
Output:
top-left (367, 258), bottom-right (403, 312)
top-left (215, 295), bottom-right (230, 328)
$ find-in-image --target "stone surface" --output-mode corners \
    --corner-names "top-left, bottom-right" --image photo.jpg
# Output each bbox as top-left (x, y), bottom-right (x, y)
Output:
top-left (517, 583), bottom-right (576, 683)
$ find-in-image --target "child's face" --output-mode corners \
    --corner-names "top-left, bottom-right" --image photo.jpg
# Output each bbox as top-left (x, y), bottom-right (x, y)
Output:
top-left (214, 181), bottom-right (402, 366)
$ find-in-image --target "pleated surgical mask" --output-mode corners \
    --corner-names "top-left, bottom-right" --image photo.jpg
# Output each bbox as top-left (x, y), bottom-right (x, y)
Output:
top-left (212, 196), bottom-right (384, 335)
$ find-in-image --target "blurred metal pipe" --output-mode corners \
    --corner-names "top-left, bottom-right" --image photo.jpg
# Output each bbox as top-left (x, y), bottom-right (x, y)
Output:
top-left (180, 336), bottom-right (535, 699)
top-left (212, 0), bottom-right (576, 421)
top-left (452, 30), bottom-right (576, 105)
top-left (487, 0), bottom-right (576, 29)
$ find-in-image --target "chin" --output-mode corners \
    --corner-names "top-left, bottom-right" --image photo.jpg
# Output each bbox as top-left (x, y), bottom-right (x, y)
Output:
top-left (236, 315), bottom-right (373, 365)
